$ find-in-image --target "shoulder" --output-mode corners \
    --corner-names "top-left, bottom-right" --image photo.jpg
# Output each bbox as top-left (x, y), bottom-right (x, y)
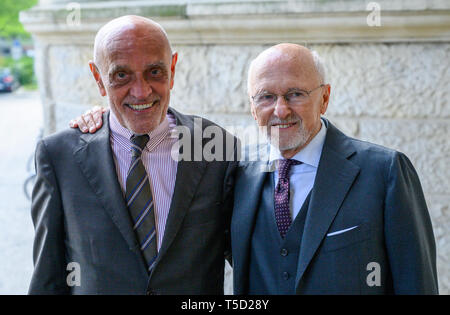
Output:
top-left (174, 110), bottom-right (230, 130)
top-left (33, 128), bottom-right (88, 177)
top-left (169, 108), bottom-right (239, 143)
top-left (325, 121), bottom-right (413, 176)
top-left (349, 137), bottom-right (399, 161)
top-left (350, 138), bottom-right (418, 185)
top-left (169, 109), bottom-right (240, 162)
top-left (37, 127), bottom-right (89, 158)
top-left (326, 120), bottom-right (401, 163)
top-left (41, 127), bottom-right (83, 147)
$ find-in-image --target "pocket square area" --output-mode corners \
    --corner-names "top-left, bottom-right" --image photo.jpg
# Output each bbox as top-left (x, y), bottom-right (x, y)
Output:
top-left (327, 225), bottom-right (359, 237)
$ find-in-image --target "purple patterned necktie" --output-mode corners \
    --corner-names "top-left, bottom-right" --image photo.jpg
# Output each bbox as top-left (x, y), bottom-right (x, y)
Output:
top-left (274, 159), bottom-right (301, 238)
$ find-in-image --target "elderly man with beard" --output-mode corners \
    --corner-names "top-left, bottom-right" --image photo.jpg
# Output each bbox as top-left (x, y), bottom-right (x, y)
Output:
top-left (231, 43), bottom-right (437, 295)
top-left (73, 44), bottom-right (438, 295)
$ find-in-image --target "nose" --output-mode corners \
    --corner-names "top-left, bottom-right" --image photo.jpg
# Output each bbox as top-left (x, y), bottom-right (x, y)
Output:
top-left (130, 74), bottom-right (152, 100)
top-left (273, 96), bottom-right (291, 120)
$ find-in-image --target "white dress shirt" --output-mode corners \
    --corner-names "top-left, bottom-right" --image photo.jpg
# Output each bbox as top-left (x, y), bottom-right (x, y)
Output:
top-left (109, 110), bottom-right (179, 250)
top-left (269, 119), bottom-right (327, 219)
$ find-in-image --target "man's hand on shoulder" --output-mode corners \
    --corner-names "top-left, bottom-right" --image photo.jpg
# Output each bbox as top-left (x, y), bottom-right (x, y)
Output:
top-left (69, 106), bottom-right (107, 133)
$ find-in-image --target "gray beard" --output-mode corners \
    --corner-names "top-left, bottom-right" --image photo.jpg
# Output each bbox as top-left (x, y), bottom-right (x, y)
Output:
top-left (267, 119), bottom-right (311, 152)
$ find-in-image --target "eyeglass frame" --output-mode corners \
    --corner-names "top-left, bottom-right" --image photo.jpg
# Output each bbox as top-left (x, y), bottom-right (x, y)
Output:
top-left (251, 84), bottom-right (326, 107)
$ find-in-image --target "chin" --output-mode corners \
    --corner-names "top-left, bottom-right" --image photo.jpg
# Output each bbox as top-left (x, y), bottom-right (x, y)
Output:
top-left (126, 124), bottom-right (150, 135)
top-left (277, 142), bottom-right (304, 152)
top-left (272, 133), bottom-right (310, 152)
top-left (128, 117), bottom-right (161, 135)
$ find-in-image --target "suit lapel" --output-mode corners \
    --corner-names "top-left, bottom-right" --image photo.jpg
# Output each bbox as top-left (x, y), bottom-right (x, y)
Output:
top-left (73, 112), bottom-right (142, 255)
top-left (154, 108), bottom-right (208, 264)
top-left (232, 144), bottom-right (272, 293)
top-left (233, 162), bottom-right (268, 252)
top-left (295, 120), bottom-right (360, 289)
top-left (73, 109), bottom-right (211, 275)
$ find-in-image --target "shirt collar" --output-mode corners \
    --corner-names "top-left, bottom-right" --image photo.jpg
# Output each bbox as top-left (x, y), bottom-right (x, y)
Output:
top-left (109, 109), bottom-right (170, 150)
top-left (269, 118), bottom-right (327, 168)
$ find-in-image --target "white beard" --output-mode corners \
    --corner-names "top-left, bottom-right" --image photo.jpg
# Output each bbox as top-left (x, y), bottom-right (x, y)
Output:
top-left (266, 116), bottom-right (311, 152)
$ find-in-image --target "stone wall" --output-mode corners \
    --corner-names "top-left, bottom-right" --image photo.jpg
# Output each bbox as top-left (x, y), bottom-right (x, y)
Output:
top-left (175, 42), bottom-right (450, 294)
top-left (21, 0), bottom-right (450, 294)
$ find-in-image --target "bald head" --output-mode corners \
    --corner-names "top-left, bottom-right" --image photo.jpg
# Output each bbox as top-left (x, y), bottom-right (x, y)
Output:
top-left (246, 43), bottom-right (331, 158)
top-left (89, 15), bottom-right (178, 135)
top-left (93, 15), bottom-right (172, 73)
top-left (247, 43), bottom-right (326, 96)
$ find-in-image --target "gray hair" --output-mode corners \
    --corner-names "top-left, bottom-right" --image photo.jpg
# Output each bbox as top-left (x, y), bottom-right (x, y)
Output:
top-left (311, 50), bottom-right (326, 84)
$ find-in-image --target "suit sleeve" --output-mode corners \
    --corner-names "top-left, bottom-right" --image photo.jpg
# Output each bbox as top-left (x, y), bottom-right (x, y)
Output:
top-left (384, 151), bottom-right (438, 294)
top-left (28, 140), bottom-right (69, 295)
top-left (223, 137), bottom-right (240, 264)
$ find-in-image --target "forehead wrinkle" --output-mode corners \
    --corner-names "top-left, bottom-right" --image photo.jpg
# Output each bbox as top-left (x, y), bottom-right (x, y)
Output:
top-left (93, 16), bottom-right (172, 73)
top-left (252, 59), bottom-right (318, 95)
top-left (105, 37), bottom-right (171, 69)
top-left (248, 44), bottom-right (321, 95)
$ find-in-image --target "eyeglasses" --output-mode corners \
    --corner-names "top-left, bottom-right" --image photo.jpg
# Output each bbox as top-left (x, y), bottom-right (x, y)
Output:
top-left (251, 84), bottom-right (325, 108)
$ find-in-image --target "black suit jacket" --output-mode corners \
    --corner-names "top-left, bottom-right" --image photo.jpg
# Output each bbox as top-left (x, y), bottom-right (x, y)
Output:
top-left (231, 118), bottom-right (438, 294)
top-left (29, 108), bottom-right (237, 295)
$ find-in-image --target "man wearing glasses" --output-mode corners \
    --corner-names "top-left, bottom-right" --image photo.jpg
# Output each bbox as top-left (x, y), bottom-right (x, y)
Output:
top-left (231, 43), bottom-right (438, 294)
top-left (73, 43), bottom-right (438, 294)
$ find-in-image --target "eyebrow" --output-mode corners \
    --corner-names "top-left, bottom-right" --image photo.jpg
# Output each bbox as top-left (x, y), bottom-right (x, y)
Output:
top-left (108, 61), bottom-right (168, 77)
top-left (255, 87), bottom-right (306, 95)
top-left (286, 87), bottom-right (307, 92)
top-left (108, 65), bottom-right (130, 76)
top-left (146, 61), bottom-right (167, 69)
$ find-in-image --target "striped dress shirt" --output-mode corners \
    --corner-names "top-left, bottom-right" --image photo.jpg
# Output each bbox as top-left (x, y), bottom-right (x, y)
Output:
top-left (109, 110), bottom-right (179, 251)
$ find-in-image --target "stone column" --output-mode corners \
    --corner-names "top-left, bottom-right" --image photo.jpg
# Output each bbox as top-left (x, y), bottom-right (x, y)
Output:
top-left (21, 0), bottom-right (450, 294)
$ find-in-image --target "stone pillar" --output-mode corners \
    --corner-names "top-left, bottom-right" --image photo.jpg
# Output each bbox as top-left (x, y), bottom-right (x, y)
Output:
top-left (20, 0), bottom-right (450, 294)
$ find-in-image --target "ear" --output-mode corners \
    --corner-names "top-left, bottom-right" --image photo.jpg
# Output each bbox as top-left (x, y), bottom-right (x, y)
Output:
top-left (89, 61), bottom-right (106, 97)
top-left (169, 52), bottom-right (178, 89)
top-left (320, 84), bottom-right (331, 115)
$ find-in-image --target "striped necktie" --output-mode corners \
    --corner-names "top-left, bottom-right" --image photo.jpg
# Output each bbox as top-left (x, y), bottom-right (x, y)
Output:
top-left (126, 134), bottom-right (158, 273)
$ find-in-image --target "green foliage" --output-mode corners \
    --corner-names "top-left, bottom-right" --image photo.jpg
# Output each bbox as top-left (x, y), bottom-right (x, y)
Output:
top-left (0, 0), bottom-right (38, 39)
top-left (13, 56), bottom-right (35, 85)
top-left (0, 56), bottom-right (13, 69)
top-left (0, 55), bottom-right (36, 86)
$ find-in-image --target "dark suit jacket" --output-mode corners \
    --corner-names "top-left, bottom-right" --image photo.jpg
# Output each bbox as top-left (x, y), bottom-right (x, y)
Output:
top-left (29, 108), bottom-right (237, 295)
top-left (231, 118), bottom-right (438, 294)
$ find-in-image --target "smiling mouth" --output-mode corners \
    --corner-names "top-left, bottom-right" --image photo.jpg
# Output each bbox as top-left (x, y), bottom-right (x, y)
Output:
top-left (125, 100), bottom-right (158, 111)
top-left (271, 122), bottom-right (298, 129)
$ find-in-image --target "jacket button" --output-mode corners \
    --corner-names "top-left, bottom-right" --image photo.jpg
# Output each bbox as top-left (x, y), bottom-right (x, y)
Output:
top-left (280, 248), bottom-right (288, 257)
top-left (146, 290), bottom-right (155, 295)
top-left (283, 272), bottom-right (290, 280)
